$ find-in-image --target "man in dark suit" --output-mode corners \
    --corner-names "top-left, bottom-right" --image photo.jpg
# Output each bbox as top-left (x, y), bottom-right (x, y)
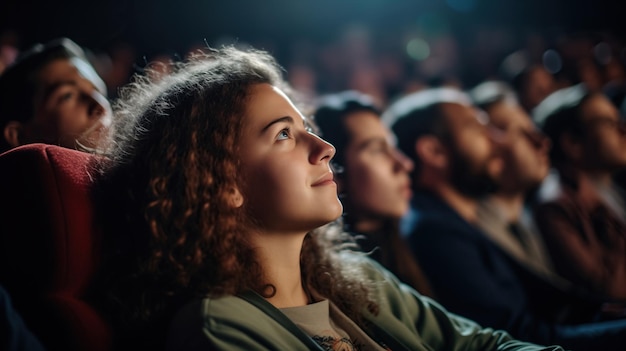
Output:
top-left (384, 86), bottom-right (626, 350)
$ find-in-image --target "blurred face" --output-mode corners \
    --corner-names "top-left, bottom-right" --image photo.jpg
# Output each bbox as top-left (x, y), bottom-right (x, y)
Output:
top-left (486, 100), bottom-right (550, 193)
top-left (442, 103), bottom-right (503, 197)
top-left (521, 66), bottom-right (555, 112)
top-left (341, 110), bottom-right (413, 221)
top-left (28, 57), bottom-right (110, 149)
top-left (579, 94), bottom-right (626, 172)
top-left (238, 84), bottom-right (342, 234)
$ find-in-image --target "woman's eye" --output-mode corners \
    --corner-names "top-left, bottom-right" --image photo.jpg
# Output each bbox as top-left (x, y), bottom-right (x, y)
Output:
top-left (368, 143), bottom-right (388, 154)
top-left (277, 128), bottom-right (290, 140)
top-left (58, 91), bottom-right (75, 103)
top-left (373, 148), bottom-right (388, 154)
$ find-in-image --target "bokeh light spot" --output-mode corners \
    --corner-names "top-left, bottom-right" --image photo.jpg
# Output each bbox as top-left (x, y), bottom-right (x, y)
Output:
top-left (446, 0), bottom-right (476, 12)
top-left (406, 38), bottom-right (430, 61)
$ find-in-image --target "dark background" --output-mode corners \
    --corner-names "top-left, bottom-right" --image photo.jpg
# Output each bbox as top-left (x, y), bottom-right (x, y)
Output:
top-left (2, 0), bottom-right (626, 95)
top-left (2, 0), bottom-right (625, 55)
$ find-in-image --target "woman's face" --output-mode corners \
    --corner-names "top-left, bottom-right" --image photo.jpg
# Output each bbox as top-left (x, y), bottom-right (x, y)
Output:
top-left (579, 94), bottom-right (626, 171)
top-left (342, 111), bottom-right (413, 221)
top-left (237, 84), bottom-right (342, 234)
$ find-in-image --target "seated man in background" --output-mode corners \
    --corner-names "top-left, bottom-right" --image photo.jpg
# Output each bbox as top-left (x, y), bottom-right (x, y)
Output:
top-left (533, 84), bottom-right (626, 302)
top-left (470, 80), bottom-right (622, 322)
top-left (469, 81), bottom-right (556, 278)
top-left (385, 87), bottom-right (626, 350)
top-left (0, 37), bottom-right (110, 154)
top-left (499, 50), bottom-right (557, 113)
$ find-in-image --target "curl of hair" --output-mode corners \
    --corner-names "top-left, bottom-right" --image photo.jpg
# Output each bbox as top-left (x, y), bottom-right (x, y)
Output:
top-left (302, 222), bottom-right (379, 323)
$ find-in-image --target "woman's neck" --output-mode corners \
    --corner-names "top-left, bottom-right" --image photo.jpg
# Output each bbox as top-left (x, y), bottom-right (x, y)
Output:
top-left (351, 216), bottom-right (385, 233)
top-left (250, 231), bottom-right (310, 308)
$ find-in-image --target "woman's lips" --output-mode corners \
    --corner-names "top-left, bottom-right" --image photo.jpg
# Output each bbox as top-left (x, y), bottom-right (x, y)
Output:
top-left (312, 173), bottom-right (336, 186)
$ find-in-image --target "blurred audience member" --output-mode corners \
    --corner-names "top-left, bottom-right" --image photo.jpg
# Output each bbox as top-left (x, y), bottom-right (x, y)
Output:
top-left (0, 30), bottom-right (19, 75)
top-left (101, 41), bottom-right (136, 99)
top-left (386, 87), bottom-right (626, 349)
top-left (500, 50), bottom-right (557, 113)
top-left (515, 64), bottom-right (557, 113)
top-left (600, 50), bottom-right (626, 116)
top-left (470, 81), bottom-right (556, 275)
top-left (471, 80), bottom-right (620, 321)
top-left (0, 37), bottom-right (110, 153)
top-left (533, 84), bottom-right (626, 301)
top-left (144, 53), bottom-right (174, 83)
top-left (313, 90), bottom-right (433, 296)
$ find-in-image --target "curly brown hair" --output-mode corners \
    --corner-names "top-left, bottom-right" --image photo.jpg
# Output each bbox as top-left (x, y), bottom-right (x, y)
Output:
top-left (92, 47), bottom-right (375, 348)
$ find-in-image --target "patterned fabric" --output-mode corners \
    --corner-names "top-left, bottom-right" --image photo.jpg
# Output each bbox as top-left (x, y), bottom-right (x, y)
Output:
top-left (280, 300), bottom-right (384, 351)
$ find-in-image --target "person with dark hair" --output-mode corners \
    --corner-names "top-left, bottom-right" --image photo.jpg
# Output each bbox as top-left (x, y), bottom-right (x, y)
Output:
top-left (94, 47), bottom-right (564, 351)
top-left (387, 86), bottom-right (626, 350)
top-left (470, 80), bottom-right (621, 323)
top-left (469, 81), bottom-right (556, 275)
top-left (0, 37), bottom-right (110, 153)
top-left (533, 84), bottom-right (626, 302)
top-left (312, 90), bottom-right (433, 297)
top-left (499, 50), bottom-right (556, 113)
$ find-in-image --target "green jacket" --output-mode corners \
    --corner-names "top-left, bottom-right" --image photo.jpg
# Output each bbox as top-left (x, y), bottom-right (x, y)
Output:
top-left (167, 254), bottom-right (565, 350)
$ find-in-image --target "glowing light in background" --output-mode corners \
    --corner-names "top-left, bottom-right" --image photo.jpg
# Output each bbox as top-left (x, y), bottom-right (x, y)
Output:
top-left (446, 0), bottom-right (476, 12)
top-left (406, 38), bottom-right (430, 61)
top-left (417, 12), bottom-right (450, 37)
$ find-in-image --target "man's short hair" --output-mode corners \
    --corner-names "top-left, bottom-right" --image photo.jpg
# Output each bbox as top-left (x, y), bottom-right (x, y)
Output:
top-left (313, 90), bottom-right (380, 170)
top-left (468, 81), bottom-right (518, 112)
top-left (532, 84), bottom-right (593, 166)
top-left (382, 87), bottom-right (471, 166)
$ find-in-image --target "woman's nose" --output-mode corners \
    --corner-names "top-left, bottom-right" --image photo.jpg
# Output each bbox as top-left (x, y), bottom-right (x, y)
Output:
top-left (309, 134), bottom-right (337, 164)
top-left (310, 133), bottom-right (336, 164)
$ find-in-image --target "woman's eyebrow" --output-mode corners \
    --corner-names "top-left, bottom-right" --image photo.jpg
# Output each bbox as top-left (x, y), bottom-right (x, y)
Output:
top-left (357, 136), bottom-right (387, 150)
top-left (41, 81), bottom-right (78, 101)
top-left (262, 116), bottom-right (293, 132)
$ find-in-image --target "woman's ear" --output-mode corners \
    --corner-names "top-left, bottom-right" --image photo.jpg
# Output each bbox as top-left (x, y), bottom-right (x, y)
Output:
top-left (228, 187), bottom-right (244, 208)
top-left (414, 136), bottom-right (447, 169)
top-left (3, 121), bottom-right (24, 148)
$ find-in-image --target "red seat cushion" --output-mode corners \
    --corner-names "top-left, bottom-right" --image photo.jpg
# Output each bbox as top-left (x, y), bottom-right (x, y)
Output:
top-left (0, 144), bottom-right (111, 351)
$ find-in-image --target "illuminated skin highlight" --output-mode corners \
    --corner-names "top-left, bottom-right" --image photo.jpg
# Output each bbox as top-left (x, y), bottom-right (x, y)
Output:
top-left (237, 84), bottom-right (341, 308)
top-left (25, 58), bottom-right (111, 149)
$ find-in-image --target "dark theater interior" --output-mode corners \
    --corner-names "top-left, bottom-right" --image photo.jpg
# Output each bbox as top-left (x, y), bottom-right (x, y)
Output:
top-left (2, 1), bottom-right (626, 350)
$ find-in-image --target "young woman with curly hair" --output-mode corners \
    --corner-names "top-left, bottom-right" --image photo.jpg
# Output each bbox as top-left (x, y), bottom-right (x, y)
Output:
top-left (94, 47), bottom-right (564, 351)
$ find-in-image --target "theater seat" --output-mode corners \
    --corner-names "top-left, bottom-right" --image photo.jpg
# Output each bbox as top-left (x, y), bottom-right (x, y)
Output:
top-left (0, 144), bottom-right (111, 351)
